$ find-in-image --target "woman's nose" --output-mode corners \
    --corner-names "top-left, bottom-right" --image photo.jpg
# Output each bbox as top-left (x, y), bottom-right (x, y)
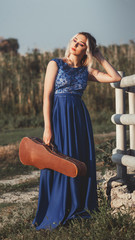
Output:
top-left (74, 42), bottom-right (78, 47)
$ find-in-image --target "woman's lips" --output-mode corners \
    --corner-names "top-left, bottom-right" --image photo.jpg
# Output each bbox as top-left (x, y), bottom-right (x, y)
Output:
top-left (72, 48), bottom-right (75, 51)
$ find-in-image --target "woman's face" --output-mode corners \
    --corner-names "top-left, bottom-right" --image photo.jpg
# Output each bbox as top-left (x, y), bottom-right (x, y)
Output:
top-left (70, 34), bottom-right (87, 57)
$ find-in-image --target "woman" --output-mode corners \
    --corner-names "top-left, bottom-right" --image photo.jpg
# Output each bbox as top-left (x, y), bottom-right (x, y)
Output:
top-left (32, 32), bottom-right (121, 230)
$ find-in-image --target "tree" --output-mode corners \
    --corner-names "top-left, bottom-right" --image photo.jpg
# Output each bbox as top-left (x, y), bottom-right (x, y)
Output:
top-left (0, 38), bottom-right (19, 54)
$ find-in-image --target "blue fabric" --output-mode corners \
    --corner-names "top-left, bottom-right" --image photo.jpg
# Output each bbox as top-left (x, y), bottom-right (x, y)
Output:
top-left (32, 58), bottom-right (98, 230)
top-left (52, 58), bottom-right (89, 96)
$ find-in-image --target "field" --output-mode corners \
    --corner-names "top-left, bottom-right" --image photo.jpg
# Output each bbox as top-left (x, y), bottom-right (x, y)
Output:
top-left (0, 127), bottom-right (135, 239)
top-left (0, 40), bottom-right (135, 239)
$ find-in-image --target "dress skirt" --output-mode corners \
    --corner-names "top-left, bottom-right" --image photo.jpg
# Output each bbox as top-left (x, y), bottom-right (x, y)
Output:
top-left (32, 93), bottom-right (98, 230)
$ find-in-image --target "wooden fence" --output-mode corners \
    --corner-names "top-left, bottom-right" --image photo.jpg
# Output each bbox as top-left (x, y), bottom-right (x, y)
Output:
top-left (110, 72), bottom-right (135, 179)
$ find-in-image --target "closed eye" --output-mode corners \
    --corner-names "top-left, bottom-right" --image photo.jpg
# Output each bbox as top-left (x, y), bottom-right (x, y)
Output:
top-left (73, 39), bottom-right (85, 47)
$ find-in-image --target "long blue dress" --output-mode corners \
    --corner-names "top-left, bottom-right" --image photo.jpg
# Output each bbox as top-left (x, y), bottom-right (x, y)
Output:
top-left (32, 58), bottom-right (98, 230)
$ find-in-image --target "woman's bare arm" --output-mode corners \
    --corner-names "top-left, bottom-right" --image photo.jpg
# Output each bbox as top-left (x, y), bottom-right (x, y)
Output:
top-left (43, 60), bottom-right (58, 144)
top-left (88, 48), bottom-right (122, 83)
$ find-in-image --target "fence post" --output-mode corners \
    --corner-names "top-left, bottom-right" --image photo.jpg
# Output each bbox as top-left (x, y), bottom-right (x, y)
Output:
top-left (128, 90), bottom-right (135, 156)
top-left (115, 71), bottom-right (127, 178)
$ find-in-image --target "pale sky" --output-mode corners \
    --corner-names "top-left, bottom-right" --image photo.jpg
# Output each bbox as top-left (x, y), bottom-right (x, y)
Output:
top-left (0, 0), bottom-right (135, 54)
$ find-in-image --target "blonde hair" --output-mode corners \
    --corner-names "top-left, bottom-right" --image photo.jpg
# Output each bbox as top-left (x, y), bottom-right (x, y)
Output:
top-left (64, 32), bottom-right (97, 72)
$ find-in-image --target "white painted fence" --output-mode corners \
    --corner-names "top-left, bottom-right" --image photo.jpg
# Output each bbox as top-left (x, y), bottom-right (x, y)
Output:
top-left (110, 73), bottom-right (135, 179)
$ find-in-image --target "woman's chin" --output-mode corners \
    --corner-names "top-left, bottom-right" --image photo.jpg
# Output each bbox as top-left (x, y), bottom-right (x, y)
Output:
top-left (70, 50), bottom-right (78, 56)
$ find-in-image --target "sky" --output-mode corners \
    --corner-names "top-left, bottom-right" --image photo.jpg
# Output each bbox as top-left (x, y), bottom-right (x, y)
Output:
top-left (0, 0), bottom-right (135, 54)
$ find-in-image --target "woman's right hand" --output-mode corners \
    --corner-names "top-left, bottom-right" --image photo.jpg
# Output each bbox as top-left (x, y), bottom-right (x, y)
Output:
top-left (43, 127), bottom-right (54, 146)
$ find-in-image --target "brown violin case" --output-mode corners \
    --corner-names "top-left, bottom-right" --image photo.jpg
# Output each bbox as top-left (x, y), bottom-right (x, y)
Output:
top-left (19, 137), bottom-right (87, 178)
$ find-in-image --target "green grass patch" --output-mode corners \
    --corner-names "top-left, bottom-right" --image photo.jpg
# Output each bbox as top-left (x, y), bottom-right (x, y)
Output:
top-left (95, 138), bottom-right (116, 174)
top-left (0, 127), bottom-right (43, 146)
top-left (0, 110), bottom-right (115, 146)
top-left (91, 110), bottom-right (115, 134)
top-left (92, 119), bottom-right (115, 134)
top-left (0, 161), bottom-right (37, 180)
top-left (96, 138), bottom-right (116, 166)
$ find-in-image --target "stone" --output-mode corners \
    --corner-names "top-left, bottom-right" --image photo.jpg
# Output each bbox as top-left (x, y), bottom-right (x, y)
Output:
top-left (111, 180), bottom-right (123, 188)
top-left (111, 199), bottom-right (123, 208)
top-left (118, 185), bottom-right (128, 193)
top-left (96, 169), bottom-right (135, 217)
top-left (132, 191), bottom-right (135, 202)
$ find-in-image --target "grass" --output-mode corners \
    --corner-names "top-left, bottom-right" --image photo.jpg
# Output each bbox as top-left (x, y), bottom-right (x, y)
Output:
top-left (0, 152), bottom-right (37, 180)
top-left (0, 112), bottom-right (115, 146)
top-left (0, 178), bottom-right (40, 195)
top-left (0, 188), bottom-right (134, 240)
top-left (0, 127), bottom-right (43, 146)
top-left (95, 138), bottom-right (116, 172)
top-left (0, 202), bottom-right (16, 210)
top-left (90, 110), bottom-right (116, 134)
top-left (0, 128), bottom-right (134, 239)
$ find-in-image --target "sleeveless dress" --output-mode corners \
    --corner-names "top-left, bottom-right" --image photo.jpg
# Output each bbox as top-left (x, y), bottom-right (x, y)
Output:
top-left (32, 58), bottom-right (98, 230)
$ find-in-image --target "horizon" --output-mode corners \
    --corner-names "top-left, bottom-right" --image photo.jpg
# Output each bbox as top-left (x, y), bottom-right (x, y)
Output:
top-left (1, 0), bottom-right (135, 54)
top-left (0, 36), bottom-right (134, 55)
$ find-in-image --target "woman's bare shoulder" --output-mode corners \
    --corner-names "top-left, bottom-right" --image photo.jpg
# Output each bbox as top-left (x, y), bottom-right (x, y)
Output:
top-left (49, 57), bottom-right (65, 69)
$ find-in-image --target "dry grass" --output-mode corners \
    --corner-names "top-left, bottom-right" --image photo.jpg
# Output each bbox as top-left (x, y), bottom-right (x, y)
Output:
top-left (0, 142), bottom-right (19, 165)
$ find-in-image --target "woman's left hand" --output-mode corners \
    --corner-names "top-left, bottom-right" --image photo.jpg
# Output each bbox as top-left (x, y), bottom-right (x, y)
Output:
top-left (89, 47), bottom-right (122, 83)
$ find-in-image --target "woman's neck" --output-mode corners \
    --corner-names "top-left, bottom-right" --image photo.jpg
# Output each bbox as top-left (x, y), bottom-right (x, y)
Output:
top-left (67, 55), bottom-right (82, 67)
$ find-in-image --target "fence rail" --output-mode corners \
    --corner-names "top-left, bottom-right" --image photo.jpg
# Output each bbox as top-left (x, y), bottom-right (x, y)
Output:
top-left (110, 72), bottom-right (135, 179)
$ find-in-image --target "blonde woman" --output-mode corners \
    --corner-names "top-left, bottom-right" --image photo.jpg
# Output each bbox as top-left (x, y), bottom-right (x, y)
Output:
top-left (33, 32), bottom-right (121, 230)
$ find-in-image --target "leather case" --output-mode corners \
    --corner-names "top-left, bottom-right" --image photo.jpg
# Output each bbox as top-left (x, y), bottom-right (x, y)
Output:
top-left (19, 137), bottom-right (87, 178)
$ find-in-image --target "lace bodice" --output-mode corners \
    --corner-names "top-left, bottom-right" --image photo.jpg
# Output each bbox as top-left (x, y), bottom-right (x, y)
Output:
top-left (50, 58), bottom-right (89, 96)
